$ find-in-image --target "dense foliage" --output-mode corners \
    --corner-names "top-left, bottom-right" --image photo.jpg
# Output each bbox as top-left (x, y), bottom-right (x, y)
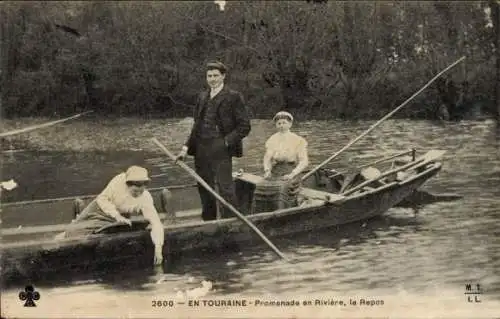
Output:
top-left (1, 1), bottom-right (498, 120)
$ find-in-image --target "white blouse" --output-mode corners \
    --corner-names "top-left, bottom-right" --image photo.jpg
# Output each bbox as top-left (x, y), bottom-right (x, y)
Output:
top-left (263, 131), bottom-right (309, 176)
top-left (96, 173), bottom-right (164, 247)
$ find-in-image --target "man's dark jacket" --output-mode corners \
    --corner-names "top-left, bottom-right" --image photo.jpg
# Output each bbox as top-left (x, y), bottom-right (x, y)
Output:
top-left (185, 86), bottom-right (251, 157)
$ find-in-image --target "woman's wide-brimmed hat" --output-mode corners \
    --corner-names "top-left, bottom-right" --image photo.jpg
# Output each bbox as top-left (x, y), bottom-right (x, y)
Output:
top-left (125, 166), bottom-right (151, 182)
top-left (272, 111), bottom-right (294, 123)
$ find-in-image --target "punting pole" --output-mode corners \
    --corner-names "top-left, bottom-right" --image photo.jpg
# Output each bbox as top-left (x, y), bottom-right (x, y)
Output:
top-left (0, 111), bottom-right (93, 138)
top-left (151, 138), bottom-right (290, 261)
top-left (301, 56), bottom-right (466, 182)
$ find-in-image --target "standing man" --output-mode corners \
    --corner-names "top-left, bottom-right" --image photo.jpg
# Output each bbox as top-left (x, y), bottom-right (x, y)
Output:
top-left (176, 61), bottom-right (251, 221)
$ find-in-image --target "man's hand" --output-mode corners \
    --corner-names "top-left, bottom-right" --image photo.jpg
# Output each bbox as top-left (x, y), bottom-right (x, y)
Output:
top-left (175, 146), bottom-right (188, 163)
top-left (154, 245), bottom-right (164, 266)
top-left (115, 215), bottom-right (132, 226)
top-left (281, 173), bottom-right (295, 181)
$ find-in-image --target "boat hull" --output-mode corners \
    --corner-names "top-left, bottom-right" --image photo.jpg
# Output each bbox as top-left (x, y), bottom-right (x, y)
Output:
top-left (1, 161), bottom-right (441, 283)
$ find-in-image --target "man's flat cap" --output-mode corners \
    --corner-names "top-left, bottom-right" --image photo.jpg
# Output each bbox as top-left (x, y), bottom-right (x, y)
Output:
top-left (206, 61), bottom-right (227, 73)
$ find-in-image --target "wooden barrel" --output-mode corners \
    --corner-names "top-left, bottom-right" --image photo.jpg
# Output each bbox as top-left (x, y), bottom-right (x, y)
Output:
top-left (252, 179), bottom-right (298, 213)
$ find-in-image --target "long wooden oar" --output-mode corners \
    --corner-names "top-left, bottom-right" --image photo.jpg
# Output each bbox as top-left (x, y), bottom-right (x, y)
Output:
top-left (0, 111), bottom-right (93, 138)
top-left (301, 56), bottom-right (466, 182)
top-left (151, 138), bottom-right (289, 261)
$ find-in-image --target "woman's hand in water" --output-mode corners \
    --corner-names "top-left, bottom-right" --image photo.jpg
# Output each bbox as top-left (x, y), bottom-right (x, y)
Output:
top-left (263, 169), bottom-right (272, 180)
top-left (154, 245), bottom-right (163, 266)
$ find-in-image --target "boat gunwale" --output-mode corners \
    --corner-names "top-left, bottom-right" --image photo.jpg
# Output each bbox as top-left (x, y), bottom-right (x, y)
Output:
top-left (397, 162), bottom-right (442, 186)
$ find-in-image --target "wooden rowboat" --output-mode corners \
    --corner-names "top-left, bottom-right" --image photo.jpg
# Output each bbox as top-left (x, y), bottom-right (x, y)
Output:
top-left (0, 150), bottom-right (445, 283)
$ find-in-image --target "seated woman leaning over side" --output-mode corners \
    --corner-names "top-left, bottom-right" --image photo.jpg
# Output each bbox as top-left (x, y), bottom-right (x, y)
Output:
top-left (55, 166), bottom-right (165, 266)
top-left (253, 111), bottom-right (309, 212)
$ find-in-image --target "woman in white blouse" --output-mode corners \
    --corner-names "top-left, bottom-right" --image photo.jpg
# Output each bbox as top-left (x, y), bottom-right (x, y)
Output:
top-left (57, 166), bottom-right (165, 265)
top-left (253, 111), bottom-right (309, 212)
top-left (263, 111), bottom-right (309, 180)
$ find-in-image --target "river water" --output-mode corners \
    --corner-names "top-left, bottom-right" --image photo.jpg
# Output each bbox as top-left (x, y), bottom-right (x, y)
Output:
top-left (1, 118), bottom-right (499, 318)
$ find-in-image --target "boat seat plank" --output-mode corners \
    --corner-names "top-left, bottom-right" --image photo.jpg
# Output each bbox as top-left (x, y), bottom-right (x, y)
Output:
top-left (299, 188), bottom-right (344, 202)
top-left (233, 172), bottom-right (265, 184)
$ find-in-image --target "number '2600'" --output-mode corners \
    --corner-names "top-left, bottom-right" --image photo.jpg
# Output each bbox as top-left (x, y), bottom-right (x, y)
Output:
top-left (152, 300), bottom-right (174, 307)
